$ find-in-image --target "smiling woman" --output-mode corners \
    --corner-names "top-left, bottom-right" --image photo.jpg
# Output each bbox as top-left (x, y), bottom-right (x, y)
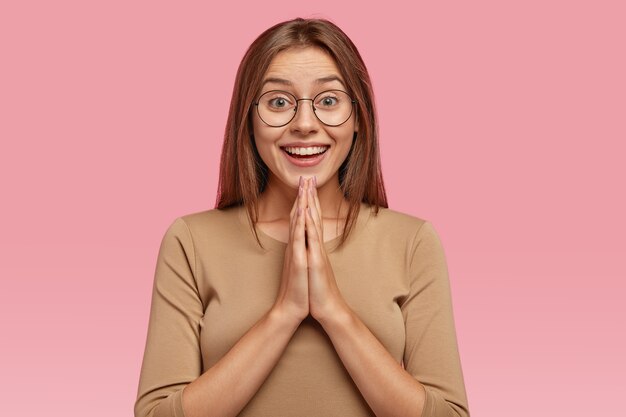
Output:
top-left (212, 21), bottom-right (386, 250)
top-left (135, 17), bottom-right (470, 417)
top-left (251, 47), bottom-right (358, 229)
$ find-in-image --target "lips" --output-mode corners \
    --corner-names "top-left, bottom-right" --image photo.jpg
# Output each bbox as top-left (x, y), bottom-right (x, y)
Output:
top-left (280, 146), bottom-right (329, 167)
top-left (282, 146), bottom-right (329, 157)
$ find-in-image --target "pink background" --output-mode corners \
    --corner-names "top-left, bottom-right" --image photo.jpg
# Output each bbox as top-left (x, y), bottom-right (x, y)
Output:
top-left (1, 1), bottom-right (624, 416)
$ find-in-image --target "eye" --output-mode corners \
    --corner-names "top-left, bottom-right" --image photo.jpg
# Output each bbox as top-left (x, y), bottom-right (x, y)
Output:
top-left (316, 93), bottom-right (339, 108)
top-left (269, 97), bottom-right (288, 108)
top-left (260, 91), bottom-right (295, 111)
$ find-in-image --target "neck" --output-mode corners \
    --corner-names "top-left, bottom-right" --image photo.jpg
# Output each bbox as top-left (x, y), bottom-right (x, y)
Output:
top-left (257, 174), bottom-right (349, 222)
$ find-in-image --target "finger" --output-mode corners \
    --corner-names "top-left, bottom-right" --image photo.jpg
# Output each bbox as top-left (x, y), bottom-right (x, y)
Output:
top-left (295, 203), bottom-right (307, 253)
top-left (299, 177), bottom-right (308, 213)
top-left (301, 179), bottom-right (311, 232)
top-left (304, 206), bottom-right (322, 261)
top-left (312, 176), bottom-right (322, 222)
top-left (289, 195), bottom-right (298, 240)
top-left (307, 183), bottom-right (324, 240)
top-left (290, 179), bottom-right (304, 242)
top-left (289, 175), bottom-right (303, 220)
top-left (303, 179), bottom-right (311, 248)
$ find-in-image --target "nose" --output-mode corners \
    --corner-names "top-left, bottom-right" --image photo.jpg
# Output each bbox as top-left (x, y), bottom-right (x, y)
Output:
top-left (290, 99), bottom-right (319, 134)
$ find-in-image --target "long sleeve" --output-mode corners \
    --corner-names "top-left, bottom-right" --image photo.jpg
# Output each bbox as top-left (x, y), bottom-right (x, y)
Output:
top-left (401, 221), bottom-right (470, 417)
top-left (134, 217), bottom-right (204, 417)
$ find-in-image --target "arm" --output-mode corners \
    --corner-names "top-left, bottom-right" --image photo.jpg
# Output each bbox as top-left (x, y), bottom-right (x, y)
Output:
top-left (401, 222), bottom-right (469, 417)
top-left (303, 182), bottom-right (436, 416)
top-left (303, 181), bottom-right (469, 416)
top-left (182, 306), bottom-right (300, 417)
top-left (134, 218), bottom-right (302, 417)
top-left (317, 221), bottom-right (470, 417)
top-left (317, 307), bottom-right (428, 417)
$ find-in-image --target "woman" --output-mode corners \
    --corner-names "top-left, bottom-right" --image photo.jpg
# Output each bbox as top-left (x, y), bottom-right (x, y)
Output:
top-left (135, 18), bottom-right (470, 417)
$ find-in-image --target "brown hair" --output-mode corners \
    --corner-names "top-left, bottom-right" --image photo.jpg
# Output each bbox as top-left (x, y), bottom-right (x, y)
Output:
top-left (215, 17), bottom-right (388, 249)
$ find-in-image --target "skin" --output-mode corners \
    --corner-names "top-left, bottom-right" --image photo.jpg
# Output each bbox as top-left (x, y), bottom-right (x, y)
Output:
top-left (181, 47), bottom-right (428, 417)
top-left (253, 46), bottom-right (356, 243)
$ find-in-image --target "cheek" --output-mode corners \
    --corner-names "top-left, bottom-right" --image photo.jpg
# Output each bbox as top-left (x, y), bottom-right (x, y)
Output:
top-left (252, 126), bottom-right (283, 163)
top-left (253, 136), bottom-right (271, 163)
top-left (338, 126), bottom-right (356, 152)
top-left (338, 141), bottom-right (353, 163)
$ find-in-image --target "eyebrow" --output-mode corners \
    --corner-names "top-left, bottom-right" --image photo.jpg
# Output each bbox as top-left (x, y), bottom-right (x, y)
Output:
top-left (262, 77), bottom-right (293, 87)
top-left (261, 76), bottom-right (347, 89)
top-left (314, 76), bottom-right (346, 88)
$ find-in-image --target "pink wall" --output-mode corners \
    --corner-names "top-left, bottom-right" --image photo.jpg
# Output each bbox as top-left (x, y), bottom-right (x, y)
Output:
top-left (1, 1), bottom-right (624, 415)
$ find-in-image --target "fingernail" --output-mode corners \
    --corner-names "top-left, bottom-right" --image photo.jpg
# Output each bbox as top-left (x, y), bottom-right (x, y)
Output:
top-left (313, 176), bottom-right (317, 186)
top-left (299, 186), bottom-right (303, 196)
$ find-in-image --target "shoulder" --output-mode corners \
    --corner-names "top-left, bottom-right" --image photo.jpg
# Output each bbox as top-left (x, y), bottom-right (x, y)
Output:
top-left (368, 205), bottom-right (426, 226)
top-left (359, 204), bottom-right (443, 251)
top-left (362, 204), bottom-right (427, 236)
top-left (162, 205), bottom-right (245, 242)
top-left (179, 205), bottom-right (241, 229)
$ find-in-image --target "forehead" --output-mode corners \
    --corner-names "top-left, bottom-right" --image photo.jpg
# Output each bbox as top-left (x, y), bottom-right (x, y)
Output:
top-left (263, 47), bottom-right (345, 87)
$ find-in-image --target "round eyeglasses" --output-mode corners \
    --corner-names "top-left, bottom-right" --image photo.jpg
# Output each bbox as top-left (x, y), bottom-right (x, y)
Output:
top-left (254, 89), bottom-right (356, 127)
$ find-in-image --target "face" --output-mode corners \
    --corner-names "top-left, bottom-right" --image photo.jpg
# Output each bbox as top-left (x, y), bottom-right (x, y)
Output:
top-left (252, 47), bottom-right (357, 191)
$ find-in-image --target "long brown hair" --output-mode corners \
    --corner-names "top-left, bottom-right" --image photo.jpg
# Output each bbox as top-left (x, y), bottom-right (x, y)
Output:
top-left (215, 17), bottom-right (388, 249)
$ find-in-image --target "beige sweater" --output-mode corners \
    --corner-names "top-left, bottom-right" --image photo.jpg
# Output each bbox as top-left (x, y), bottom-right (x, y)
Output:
top-left (134, 203), bottom-right (470, 417)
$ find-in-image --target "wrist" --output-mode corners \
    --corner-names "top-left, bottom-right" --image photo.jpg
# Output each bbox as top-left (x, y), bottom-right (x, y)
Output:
top-left (314, 301), bottom-right (354, 329)
top-left (269, 303), bottom-right (306, 328)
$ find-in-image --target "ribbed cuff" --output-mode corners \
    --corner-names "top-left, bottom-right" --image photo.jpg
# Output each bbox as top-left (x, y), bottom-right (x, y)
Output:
top-left (170, 388), bottom-right (186, 417)
top-left (421, 386), bottom-right (435, 417)
top-left (151, 388), bottom-right (186, 417)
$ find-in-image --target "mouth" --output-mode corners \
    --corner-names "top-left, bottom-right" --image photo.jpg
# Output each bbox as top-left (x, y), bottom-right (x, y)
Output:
top-left (280, 145), bottom-right (330, 167)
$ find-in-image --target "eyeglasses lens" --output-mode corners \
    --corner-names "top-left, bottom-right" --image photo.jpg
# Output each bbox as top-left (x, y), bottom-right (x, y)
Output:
top-left (256, 90), bottom-right (353, 127)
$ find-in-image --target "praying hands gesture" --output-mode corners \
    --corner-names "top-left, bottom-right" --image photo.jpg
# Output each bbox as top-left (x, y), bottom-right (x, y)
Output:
top-left (274, 176), bottom-right (350, 325)
top-left (272, 177), bottom-right (430, 416)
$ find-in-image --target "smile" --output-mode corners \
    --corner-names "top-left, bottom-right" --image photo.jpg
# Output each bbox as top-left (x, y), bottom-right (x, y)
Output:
top-left (280, 145), bottom-right (329, 167)
top-left (283, 146), bottom-right (329, 156)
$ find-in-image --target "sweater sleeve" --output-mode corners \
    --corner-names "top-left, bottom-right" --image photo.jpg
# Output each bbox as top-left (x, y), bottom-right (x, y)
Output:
top-left (134, 217), bottom-right (204, 417)
top-left (401, 221), bottom-right (470, 417)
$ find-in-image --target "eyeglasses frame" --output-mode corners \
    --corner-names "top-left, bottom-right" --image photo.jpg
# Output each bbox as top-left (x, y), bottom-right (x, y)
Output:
top-left (253, 89), bottom-right (357, 128)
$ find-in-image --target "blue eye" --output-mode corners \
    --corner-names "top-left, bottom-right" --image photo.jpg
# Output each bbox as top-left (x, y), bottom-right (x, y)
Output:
top-left (262, 92), bottom-right (294, 111)
top-left (270, 97), bottom-right (288, 108)
top-left (317, 95), bottom-right (339, 107)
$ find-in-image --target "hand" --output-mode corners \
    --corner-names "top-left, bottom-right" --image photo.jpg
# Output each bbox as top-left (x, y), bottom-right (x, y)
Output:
top-left (304, 176), bottom-right (350, 323)
top-left (272, 176), bottom-right (310, 323)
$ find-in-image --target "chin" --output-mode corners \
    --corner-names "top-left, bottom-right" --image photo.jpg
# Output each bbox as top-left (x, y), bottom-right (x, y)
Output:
top-left (282, 172), bottom-right (320, 189)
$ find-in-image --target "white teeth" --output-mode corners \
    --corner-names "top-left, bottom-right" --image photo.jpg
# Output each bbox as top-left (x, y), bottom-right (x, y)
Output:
top-left (284, 146), bottom-right (329, 156)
